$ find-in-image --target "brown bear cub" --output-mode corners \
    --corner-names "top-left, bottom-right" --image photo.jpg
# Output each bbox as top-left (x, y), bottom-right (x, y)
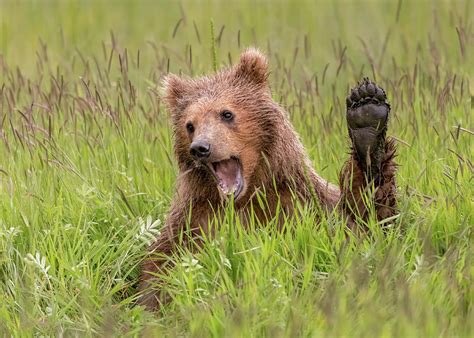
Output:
top-left (139, 48), bottom-right (397, 309)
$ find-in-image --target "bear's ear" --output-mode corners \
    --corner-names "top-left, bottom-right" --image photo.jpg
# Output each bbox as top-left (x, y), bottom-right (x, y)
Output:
top-left (161, 74), bottom-right (190, 114)
top-left (233, 48), bottom-right (269, 87)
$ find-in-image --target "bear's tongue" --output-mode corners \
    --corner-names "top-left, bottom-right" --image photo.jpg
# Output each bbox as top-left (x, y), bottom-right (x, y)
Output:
top-left (213, 158), bottom-right (243, 197)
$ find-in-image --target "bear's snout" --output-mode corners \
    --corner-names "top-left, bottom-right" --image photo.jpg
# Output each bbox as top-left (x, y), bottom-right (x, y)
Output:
top-left (190, 140), bottom-right (211, 159)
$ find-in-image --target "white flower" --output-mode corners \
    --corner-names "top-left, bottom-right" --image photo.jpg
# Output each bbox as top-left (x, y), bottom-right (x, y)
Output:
top-left (270, 277), bottom-right (282, 289)
top-left (221, 256), bottom-right (232, 270)
top-left (135, 215), bottom-right (161, 245)
top-left (181, 256), bottom-right (203, 273)
top-left (408, 254), bottom-right (424, 281)
top-left (25, 252), bottom-right (51, 279)
top-left (1, 226), bottom-right (21, 240)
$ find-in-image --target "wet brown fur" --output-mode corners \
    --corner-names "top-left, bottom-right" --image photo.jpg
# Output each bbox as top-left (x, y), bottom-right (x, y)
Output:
top-left (339, 138), bottom-right (397, 228)
top-left (139, 49), bottom-right (397, 309)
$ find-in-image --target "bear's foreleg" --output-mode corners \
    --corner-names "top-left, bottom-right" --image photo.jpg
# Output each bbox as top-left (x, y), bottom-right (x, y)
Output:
top-left (339, 79), bottom-right (397, 226)
top-left (138, 230), bottom-right (176, 310)
top-left (138, 198), bottom-right (211, 310)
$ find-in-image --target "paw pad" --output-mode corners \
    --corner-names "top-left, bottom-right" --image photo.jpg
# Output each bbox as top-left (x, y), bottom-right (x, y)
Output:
top-left (346, 78), bottom-right (387, 109)
top-left (346, 78), bottom-right (391, 178)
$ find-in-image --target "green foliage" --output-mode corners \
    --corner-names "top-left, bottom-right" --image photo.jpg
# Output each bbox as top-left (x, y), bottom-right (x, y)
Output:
top-left (0, 0), bottom-right (472, 336)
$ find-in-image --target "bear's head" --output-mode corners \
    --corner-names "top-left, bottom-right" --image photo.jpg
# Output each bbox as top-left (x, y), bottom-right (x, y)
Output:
top-left (162, 48), bottom-right (283, 201)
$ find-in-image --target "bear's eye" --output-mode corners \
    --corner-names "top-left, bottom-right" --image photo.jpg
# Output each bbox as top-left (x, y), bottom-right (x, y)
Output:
top-left (220, 110), bottom-right (234, 122)
top-left (186, 122), bottom-right (194, 133)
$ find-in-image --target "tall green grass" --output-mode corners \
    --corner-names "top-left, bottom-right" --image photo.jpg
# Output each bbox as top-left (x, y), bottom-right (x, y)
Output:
top-left (0, 0), bottom-right (472, 336)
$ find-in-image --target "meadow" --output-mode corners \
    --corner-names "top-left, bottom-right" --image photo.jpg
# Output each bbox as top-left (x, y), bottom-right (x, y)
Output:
top-left (0, 0), bottom-right (472, 336)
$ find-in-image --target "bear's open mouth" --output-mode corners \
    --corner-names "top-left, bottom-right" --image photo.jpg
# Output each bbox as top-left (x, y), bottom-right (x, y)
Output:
top-left (207, 156), bottom-right (244, 199)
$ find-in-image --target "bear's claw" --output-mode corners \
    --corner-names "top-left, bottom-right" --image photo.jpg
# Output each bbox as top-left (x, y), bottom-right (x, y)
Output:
top-left (346, 78), bottom-right (390, 181)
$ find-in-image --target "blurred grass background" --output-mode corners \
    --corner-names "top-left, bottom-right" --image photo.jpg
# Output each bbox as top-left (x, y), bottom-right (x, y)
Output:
top-left (0, 0), bottom-right (472, 336)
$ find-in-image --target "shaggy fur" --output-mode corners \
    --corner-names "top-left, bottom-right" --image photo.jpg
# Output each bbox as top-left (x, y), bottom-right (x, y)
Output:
top-left (139, 49), bottom-right (397, 309)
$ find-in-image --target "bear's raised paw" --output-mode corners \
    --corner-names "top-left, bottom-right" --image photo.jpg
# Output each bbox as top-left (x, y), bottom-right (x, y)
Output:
top-left (346, 78), bottom-right (391, 179)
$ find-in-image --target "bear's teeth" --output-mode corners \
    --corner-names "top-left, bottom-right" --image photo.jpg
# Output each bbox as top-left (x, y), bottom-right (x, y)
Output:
top-left (213, 158), bottom-right (241, 196)
top-left (218, 182), bottom-right (237, 195)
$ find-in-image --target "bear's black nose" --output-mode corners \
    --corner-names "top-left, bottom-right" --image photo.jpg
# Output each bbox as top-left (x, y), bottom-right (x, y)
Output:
top-left (190, 140), bottom-right (211, 159)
